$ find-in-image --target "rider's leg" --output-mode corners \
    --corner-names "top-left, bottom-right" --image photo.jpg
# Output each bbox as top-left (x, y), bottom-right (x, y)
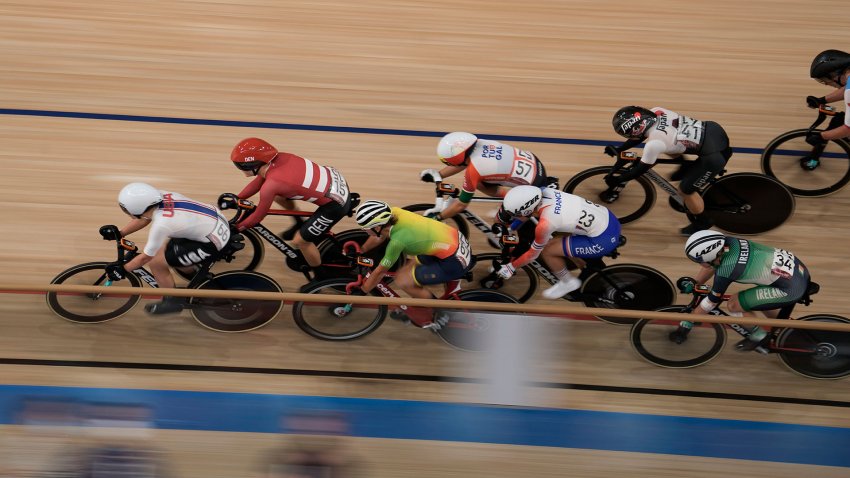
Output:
top-left (292, 199), bottom-right (349, 269)
top-left (149, 248), bottom-right (176, 289)
top-left (679, 123), bottom-right (730, 235)
top-left (275, 196), bottom-right (304, 240)
top-left (147, 239), bottom-right (216, 315)
top-left (541, 238), bottom-right (582, 299)
top-left (292, 232), bottom-right (321, 268)
top-left (394, 259), bottom-right (437, 300)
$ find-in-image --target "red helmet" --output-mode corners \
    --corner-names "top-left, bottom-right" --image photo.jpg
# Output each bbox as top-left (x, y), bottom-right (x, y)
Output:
top-left (231, 138), bottom-right (279, 173)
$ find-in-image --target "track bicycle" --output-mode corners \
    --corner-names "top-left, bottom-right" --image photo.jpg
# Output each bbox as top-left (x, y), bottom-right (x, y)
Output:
top-left (564, 151), bottom-right (795, 234)
top-left (761, 104), bottom-right (850, 197)
top-left (629, 277), bottom-right (850, 379)
top-left (46, 230), bottom-right (283, 332)
top-left (481, 232), bottom-right (675, 325)
top-left (291, 251), bottom-right (518, 351)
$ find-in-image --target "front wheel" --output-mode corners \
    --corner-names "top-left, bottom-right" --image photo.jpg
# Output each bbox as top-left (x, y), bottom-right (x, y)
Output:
top-left (433, 289), bottom-right (518, 352)
top-left (469, 253), bottom-right (538, 303)
top-left (580, 264), bottom-right (676, 325)
top-left (761, 129), bottom-right (850, 197)
top-left (563, 166), bottom-right (656, 225)
top-left (189, 271), bottom-right (283, 332)
top-left (630, 307), bottom-right (727, 368)
top-left (292, 278), bottom-right (387, 340)
top-left (775, 315), bottom-right (850, 379)
top-left (702, 173), bottom-right (795, 235)
top-left (46, 262), bottom-right (144, 323)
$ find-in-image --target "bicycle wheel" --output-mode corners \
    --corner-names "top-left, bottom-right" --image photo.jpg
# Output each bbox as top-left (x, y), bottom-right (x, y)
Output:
top-left (581, 264), bottom-right (676, 325)
top-left (630, 306), bottom-right (727, 368)
top-left (761, 129), bottom-right (850, 197)
top-left (775, 315), bottom-right (850, 379)
top-left (46, 262), bottom-right (144, 323)
top-left (434, 289), bottom-right (518, 352)
top-left (403, 203), bottom-right (470, 239)
top-left (702, 173), bottom-right (795, 234)
top-left (292, 278), bottom-right (387, 340)
top-left (189, 271), bottom-right (283, 332)
top-left (176, 229), bottom-right (264, 281)
top-left (563, 166), bottom-right (656, 225)
top-left (469, 253), bottom-right (538, 303)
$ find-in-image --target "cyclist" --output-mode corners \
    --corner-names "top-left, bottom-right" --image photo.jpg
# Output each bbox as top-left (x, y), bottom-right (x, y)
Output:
top-left (604, 106), bottom-right (733, 235)
top-left (225, 137), bottom-right (353, 271)
top-left (494, 185), bottom-right (621, 299)
top-left (353, 200), bottom-right (472, 300)
top-left (101, 182), bottom-right (231, 315)
top-left (419, 132), bottom-right (556, 220)
top-left (683, 230), bottom-right (811, 351)
top-left (805, 49), bottom-right (850, 146)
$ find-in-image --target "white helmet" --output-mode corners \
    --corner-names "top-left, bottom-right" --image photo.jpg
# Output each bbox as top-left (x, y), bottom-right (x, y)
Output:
top-left (685, 229), bottom-right (726, 264)
top-left (355, 200), bottom-right (393, 229)
top-left (118, 182), bottom-right (162, 217)
top-left (502, 185), bottom-right (543, 218)
top-left (437, 132), bottom-right (477, 166)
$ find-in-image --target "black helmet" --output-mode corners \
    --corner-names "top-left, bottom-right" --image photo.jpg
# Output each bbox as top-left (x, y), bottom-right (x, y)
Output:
top-left (810, 50), bottom-right (850, 85)
top-left (612, 106), bottom-right (657, 139)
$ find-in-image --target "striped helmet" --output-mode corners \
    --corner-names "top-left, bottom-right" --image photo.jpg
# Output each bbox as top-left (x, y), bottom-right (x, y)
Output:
top-left (355, 200), bottom-right (393, 229)
top-left (685, 229), bottom-right (726, 264)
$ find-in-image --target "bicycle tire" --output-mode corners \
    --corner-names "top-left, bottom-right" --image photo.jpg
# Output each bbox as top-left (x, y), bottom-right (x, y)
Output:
top-left (189, 271), bottom-right (283, 332)
top-left (292, 278), bottom-right (387, 340)
top-left (176, 228), bottom-right (264, 281)
top-left (581, 264), bottom-right (676, 325)
top-left (630, 306), bottom-right (727, 368)
top-left (563, 166), bottom-right (656, 224)
top-left (434, 289), bottom-right (518, 352)
top-left (403, 203), bottom-right (470, 239)
top-left (761, 129), bottom-right (850, 197)
top-left (46, 261), bottom-right (144, 323)
top-left (470, 253), bottom-right (538, 303)
top-left (775, 314), bottom-right (850, 379)
top-left (701, 173), bottom-right (795, 234)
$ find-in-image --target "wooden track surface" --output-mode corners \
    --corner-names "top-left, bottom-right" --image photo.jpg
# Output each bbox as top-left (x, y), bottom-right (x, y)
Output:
top-left (1, 1), bottom-right (849, 475)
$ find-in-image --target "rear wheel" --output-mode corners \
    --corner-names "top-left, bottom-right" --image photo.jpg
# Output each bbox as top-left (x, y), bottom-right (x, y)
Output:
top-left (581, 264), bottom-right (676, 325)
top-left (702, 173), bottom-right (795, 234)
top-left (776, 315), bottom-right (850, 379)
top-left (761, 129), bottom-right (850, 197)
top-left (46, 262), bottom-right (143, 323)
top-left (434, 289), bottom-right (518, 352)
top-left (292, 278), bottom-right (387, 340)
top-left (190, 271), bottom-right (283, 332)
top-left (630, 307), bottom-right (727, 368)
top-left (563, 166), bottom-right (656, 224)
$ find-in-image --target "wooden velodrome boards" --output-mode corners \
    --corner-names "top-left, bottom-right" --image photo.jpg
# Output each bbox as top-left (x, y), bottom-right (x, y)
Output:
top-left (0, 1), bottom-right (848, 476)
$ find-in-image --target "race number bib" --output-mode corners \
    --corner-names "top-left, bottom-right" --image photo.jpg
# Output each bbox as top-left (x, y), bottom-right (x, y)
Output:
top-left (207, 215), bottom-right (231, 250)
top-left (771, 248), bottom-right (795, 279)
top-left (510, 149), bottom-right (538, 184)
top-left (676, 115), bottom-right (705, 150)
top-left (325, 167), bottom-right (350, 205)
top-left (455, 233), bottom-right (471, 268)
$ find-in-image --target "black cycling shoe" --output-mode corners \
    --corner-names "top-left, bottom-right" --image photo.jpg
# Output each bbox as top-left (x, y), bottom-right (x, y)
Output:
top-left (144, 296), bottom-right (186, 315)
top-left (280, 217), bottom-right (305, 241)
top-left (389, 308), bottom-right (412, 325)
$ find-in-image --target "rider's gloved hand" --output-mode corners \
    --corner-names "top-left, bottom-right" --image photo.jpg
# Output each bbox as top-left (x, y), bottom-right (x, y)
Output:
top-left (677, 276), bottom-right (697, 294)
top-left (805, 131), bottom-right (827, 146)
top-left (99, 225), bottom-right (121, 241)
top-left (496, 263), bottom-right (515, 280)
top-left (603, 145), bottom-right (620, 157)
top-left (217, 193), bottom-right (239, 210)
top-left (420, 169), bottom-right (443, 183)
top-left (425, 210), bottom-right (443, 220)
top-left (105, 262), bottom-right (126, 281)
top-left (806, 95), bottom-right (827, 109)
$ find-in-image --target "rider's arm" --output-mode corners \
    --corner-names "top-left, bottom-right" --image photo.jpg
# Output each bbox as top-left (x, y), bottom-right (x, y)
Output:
top-left (360, 264), bottom-right (389, 293)
top-left (510, 216), bottom-right (554, 269)
top-left (825, 87), bottom-right (845, 103)
top-left (691, 271), bottom-right (731, 315)
top-left (122, 253), bottom-right (155, 273)
top-left (438, 165), bottom-right (465, 179)
top-left (616, 138), bottom-right (642, 152)
top-left (694, 263), bottom-right (714, 285)
top-left (359, 234), bottom-right (387, 255)
top-left (822, 88), bottom-right (850, 140)
top-left (237, 175), bottom-right (264, 199)
top-left (119, 217), bottom-right (152, 237)
top-left (235, 181), bottom-right (277, 231)
top-left (438, 167), bottom-right (478, 219)
top-left (614, 139), bottom-right (663, 182)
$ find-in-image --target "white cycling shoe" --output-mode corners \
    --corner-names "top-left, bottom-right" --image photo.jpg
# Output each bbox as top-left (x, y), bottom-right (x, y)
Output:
top-left (542, 276), bottom-right (582, 299)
